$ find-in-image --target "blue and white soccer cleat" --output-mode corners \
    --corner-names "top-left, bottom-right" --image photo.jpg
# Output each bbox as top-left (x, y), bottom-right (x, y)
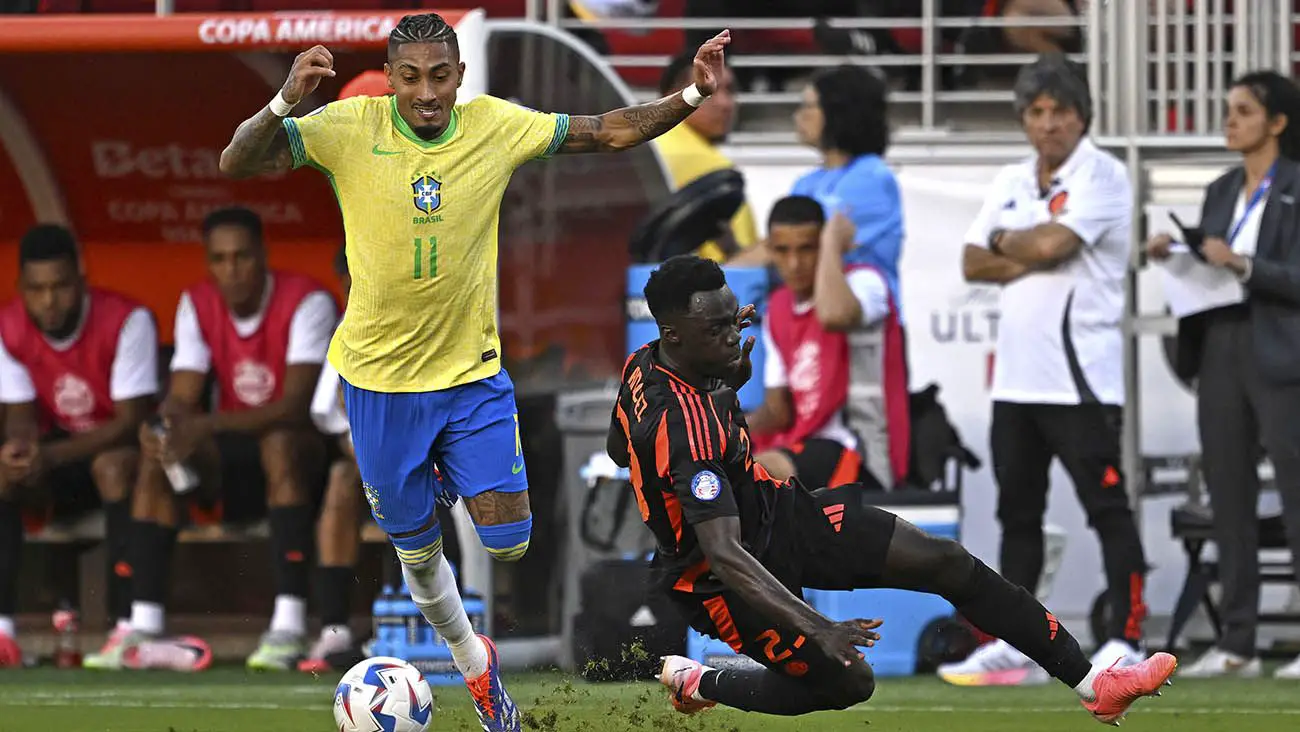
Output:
top-left (465, 634), bottom-right (520, 732)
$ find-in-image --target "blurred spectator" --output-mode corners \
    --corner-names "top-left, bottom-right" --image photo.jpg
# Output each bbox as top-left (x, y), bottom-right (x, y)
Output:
top-left (569, 0), bottom-right (657, 19)
top-left (0, 224), bottom-right (157, 654)
top-left (957, 0), bottom-right (1082, 70)
top-left (947, 54), bottom-right (1147, 685)
top-left (652, 51), bottom-right (759, 264)
top-left (1147, 71), bottom-right (1300, 681)
top-left (790, 65), bottom-right (904, 302)
top-left (84, 206), bottom-right (336, 673)
top-left (685, 0), bottom-right (899, 89)
top-left (564, 0), bottom-right (658, 55)
top-left (748, 196), bottom-right (908, 490)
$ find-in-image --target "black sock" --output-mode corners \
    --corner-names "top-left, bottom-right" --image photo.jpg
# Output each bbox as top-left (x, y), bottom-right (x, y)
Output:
top-left (130, 521), bottom-right (177, 606)
top-left (0, 501), bottom-right (22, 617)
top-left (268, 506), bottom-right (312, 599)
top-left (697, 667), bottom-right (865, 715)
top-left (317, 565), bottom-right (354, 628)
top-left (947, 557), bottom-right (1092, 687)
top-left (103, 500), bottom-right (132, 623)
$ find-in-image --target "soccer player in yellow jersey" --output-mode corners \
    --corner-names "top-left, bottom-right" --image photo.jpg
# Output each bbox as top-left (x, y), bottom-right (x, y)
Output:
top-left (218, 12), bottom-right (729, 731)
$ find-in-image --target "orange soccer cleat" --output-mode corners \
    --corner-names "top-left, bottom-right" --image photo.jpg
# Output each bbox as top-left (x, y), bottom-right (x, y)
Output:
top-left (1081, 651), bottom-right (1177, 725)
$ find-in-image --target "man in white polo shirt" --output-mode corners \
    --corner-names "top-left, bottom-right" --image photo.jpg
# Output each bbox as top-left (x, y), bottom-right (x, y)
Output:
top-left (939, 54), bottom-right (1150, 686)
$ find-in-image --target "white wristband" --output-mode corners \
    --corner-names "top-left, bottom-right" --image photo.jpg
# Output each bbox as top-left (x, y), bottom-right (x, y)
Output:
top-left (681, 83), bottom-right (709, 108)
top-left (268, 91), bottom-right (296, 117)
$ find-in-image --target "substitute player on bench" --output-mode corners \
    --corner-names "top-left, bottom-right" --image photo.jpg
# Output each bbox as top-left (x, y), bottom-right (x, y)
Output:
top-left (747, 195), bottom-right (908, 490)
top-left (608, 255), bottom-right (1175, 724)
top-left (0, 225), bottom-right (157, 658)
top-left (85, 207), bottom-right (335, 672)
top-left (218, 12), bottom-right (731, 730)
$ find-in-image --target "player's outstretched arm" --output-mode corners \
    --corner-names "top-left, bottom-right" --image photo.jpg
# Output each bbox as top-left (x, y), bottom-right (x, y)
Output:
top-left (696, 516), bottom-right (883, 667)
top-left (556, 30), bottom-right (730, 154)
top-left (219, 45), bottom-right (336, 179)
top-left (695, 516), bottom-right (829, 636)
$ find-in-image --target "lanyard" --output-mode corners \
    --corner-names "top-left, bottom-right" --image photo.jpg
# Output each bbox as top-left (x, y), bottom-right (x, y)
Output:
top-left (1227, 162), bottom-right (1277, 246)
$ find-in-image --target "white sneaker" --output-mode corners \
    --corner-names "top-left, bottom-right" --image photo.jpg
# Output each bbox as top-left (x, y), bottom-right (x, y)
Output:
top-left (297, 625), bottom-right (354, 673)
top-left (1178, 647), bottom-right (1261, 678)
top-left (1274, 653), bottom-right (1300, 679)
top-left (937, 639), bottom-right (1048, 686)
top-left (1090, 639), bottom-right (1146, 670)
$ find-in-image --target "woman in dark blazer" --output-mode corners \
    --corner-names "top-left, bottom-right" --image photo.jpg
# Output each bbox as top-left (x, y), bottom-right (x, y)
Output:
top-left (1147, 71), bottom-right (1300, 680)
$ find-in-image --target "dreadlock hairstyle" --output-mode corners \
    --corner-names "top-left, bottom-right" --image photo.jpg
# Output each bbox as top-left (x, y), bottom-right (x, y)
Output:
top-left (388, 13), bottom-right (459, 59)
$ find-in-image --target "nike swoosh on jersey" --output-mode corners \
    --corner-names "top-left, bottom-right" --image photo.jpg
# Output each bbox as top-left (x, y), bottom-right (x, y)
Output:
top-left (371, 145), bottom-right (400, 156)
top-left (511, 459), bottom-right (524, 475)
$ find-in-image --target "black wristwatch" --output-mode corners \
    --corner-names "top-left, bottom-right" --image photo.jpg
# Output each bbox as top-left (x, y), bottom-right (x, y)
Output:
top-left (988, 228), bottom-right (1007, 255)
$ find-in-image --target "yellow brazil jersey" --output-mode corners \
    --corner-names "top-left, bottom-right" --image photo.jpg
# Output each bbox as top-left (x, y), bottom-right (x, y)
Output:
top-left (283, 94), bottom-right (569, 393)
top-left (653, 123), bottom-right (758, 262)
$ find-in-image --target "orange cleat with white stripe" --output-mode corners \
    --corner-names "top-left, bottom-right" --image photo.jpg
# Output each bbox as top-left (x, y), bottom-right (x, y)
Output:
top-left (1081, 651), bottom-right (1177, 725)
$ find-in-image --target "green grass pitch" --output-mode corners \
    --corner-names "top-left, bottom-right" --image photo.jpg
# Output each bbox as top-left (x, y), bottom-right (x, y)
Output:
top-left (1, 667), bottom-right (1297, 731)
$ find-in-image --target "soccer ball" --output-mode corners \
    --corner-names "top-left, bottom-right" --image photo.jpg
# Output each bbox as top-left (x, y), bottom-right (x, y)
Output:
top-left (334, 656), bottom-right (435, 732)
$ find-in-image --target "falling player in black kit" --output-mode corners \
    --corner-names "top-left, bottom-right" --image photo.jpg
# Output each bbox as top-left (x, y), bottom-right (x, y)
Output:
top-left (607, 255), bottom-right (1176, 724)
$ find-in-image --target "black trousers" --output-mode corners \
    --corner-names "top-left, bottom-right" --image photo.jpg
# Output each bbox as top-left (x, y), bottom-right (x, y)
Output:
top-left (1197, 308), bottom-right (1300, 657)
top-left (990, 401), bottom-right (1148, 645)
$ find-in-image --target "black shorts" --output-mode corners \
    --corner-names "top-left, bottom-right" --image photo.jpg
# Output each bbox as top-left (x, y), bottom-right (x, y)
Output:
top-left (186, 432), bottom-right (326, 526)
top-left (19, 458), bottom-right (102, 534)
top-left (779, 438), bottom-right (872, 491)
top-left (676, 482), bottom-right (897, 684)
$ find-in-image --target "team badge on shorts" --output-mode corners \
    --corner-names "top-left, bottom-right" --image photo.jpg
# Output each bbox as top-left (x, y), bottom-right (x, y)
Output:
top-left (363, 482), bottom-right (384, 519)
top-left (691, 471), bottom-right (721, 501)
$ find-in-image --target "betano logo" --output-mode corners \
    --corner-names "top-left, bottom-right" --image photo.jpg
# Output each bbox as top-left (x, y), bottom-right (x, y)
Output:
top-left (91, 141), bottom-right (288, 181)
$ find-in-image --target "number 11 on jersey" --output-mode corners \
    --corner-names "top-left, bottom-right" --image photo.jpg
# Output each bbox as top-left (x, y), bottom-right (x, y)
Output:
top-left (413, 237), bottom-right (438, 279)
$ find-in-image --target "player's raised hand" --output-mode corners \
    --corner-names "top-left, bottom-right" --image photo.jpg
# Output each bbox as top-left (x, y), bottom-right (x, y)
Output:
top-left (724, 333), bottom-right (755, 391)
top-left (281, 45), bottom-right (337, 106)
top-left (736, 303), bottom-right (756, 331)
top-left (692, 30), bottom-right (731, 96)
top-left (812, 618), bottom-right (884, 668)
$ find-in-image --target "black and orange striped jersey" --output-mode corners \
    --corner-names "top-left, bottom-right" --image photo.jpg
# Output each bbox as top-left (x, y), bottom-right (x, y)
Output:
top-left (607, 341), bottom-right (796, 596)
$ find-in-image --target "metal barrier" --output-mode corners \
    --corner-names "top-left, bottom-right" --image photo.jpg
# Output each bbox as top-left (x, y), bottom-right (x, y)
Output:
top-left (532, 1), bottom-right (1297, 144)
top-left (536, 0), bottom-right (1086, 142)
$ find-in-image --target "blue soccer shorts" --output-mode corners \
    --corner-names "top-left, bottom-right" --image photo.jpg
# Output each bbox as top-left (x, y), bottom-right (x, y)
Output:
top-left (341, 370), bottom-right (528, 562)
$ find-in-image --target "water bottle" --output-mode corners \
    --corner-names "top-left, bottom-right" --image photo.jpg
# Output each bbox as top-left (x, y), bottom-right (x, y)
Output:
top-left (148, 415), bottom-right (198, 495)
top-left (462, 589), bottom-right (486, 636)
top-left (51, 605), bottom-right (81, 669)
top-left (372, 585), bottom-right (401, 656)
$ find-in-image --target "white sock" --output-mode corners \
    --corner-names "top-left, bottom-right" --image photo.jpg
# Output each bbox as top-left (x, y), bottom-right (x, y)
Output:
top-left (402, 552), bottom-right (489, 679)
top-left (1074, 665), bottom-right (1101, 701)
top-left (129, 602), bottom-right (164, 636)
top-left (0, 615), bottom-right (14, 638)
top-left (269, 595), bottom-right (307, 636)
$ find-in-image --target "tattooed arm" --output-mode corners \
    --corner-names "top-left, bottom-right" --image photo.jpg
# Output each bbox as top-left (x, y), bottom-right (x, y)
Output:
top-left (219, 45), bottom-right (335, 179)
top-left (556, 30), bottom-right (730, 155)
top-left (220, 111), bottom-right (295, 179)
top-left (557, 94), bottom-right (698, 154)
